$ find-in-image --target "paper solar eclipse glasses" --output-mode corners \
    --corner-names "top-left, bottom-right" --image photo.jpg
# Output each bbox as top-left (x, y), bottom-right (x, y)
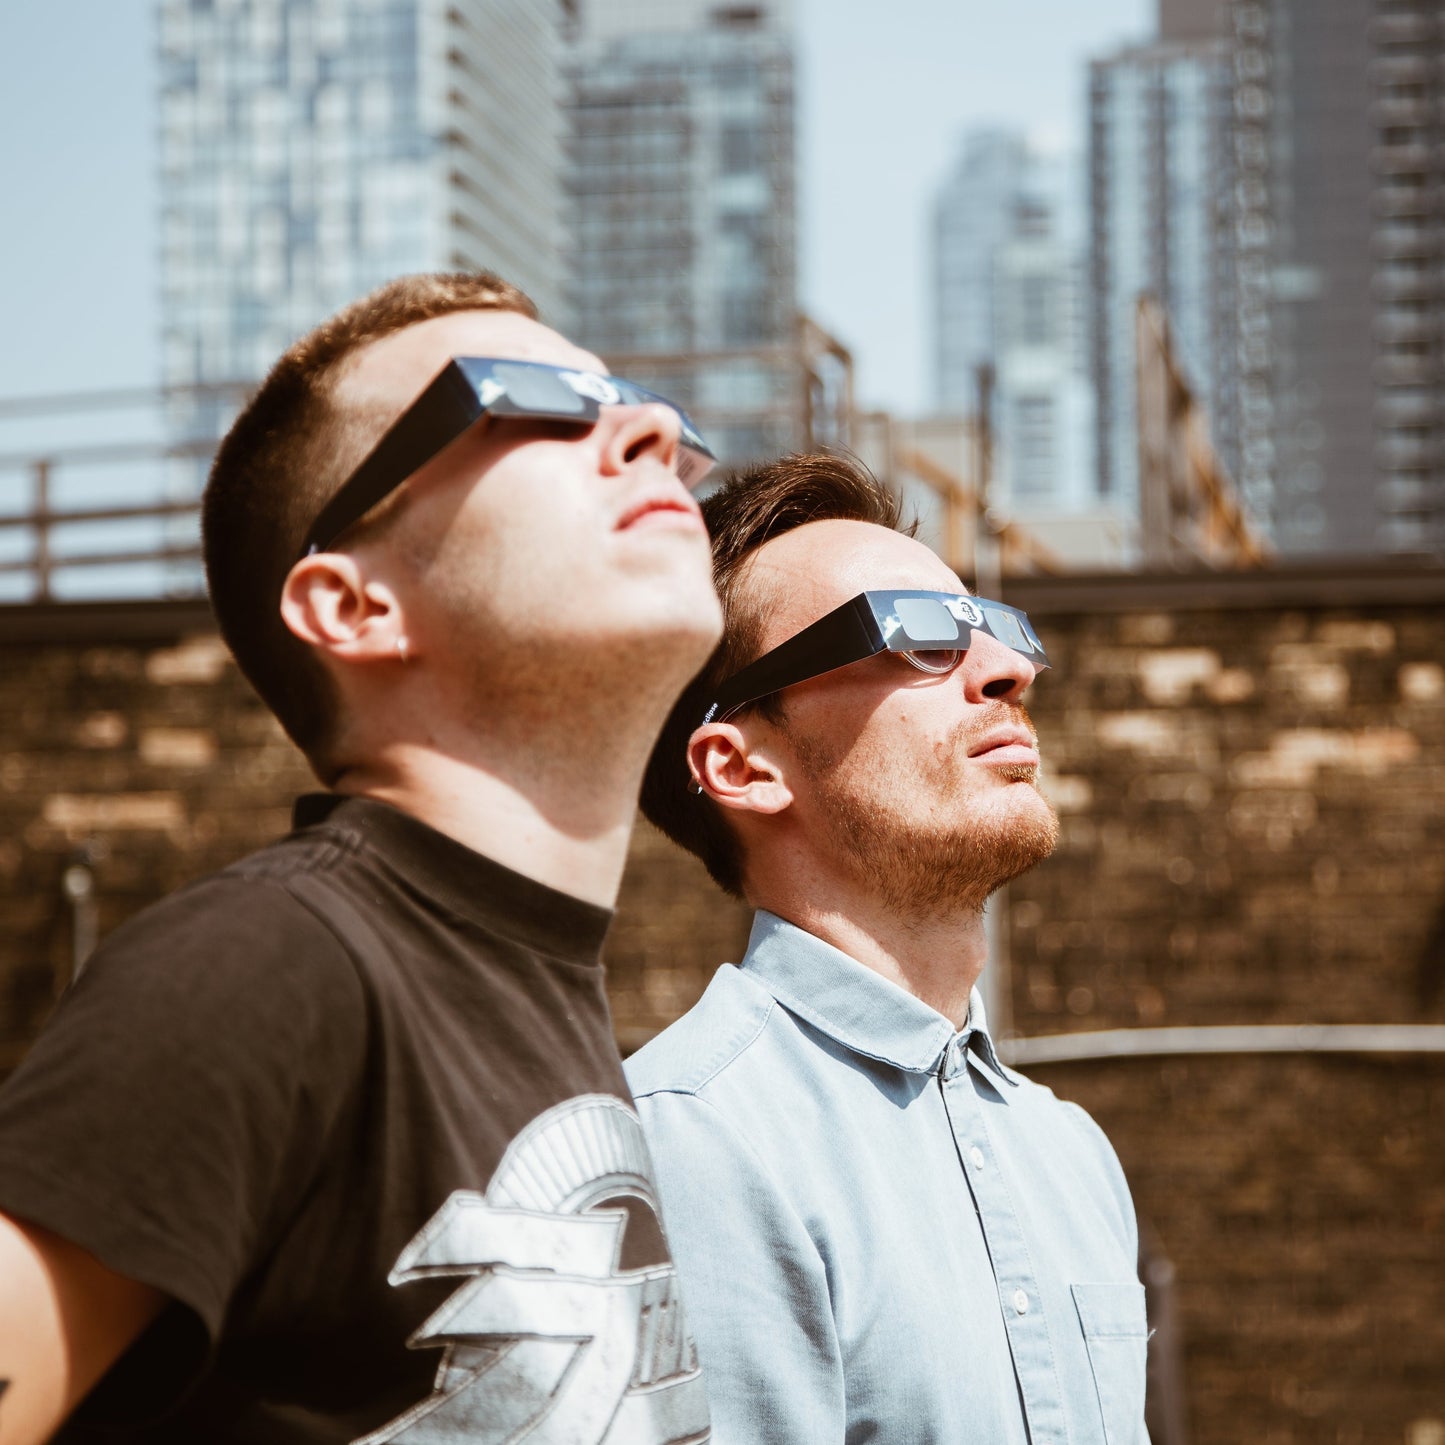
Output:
top-left (701, 590), bottom-right (1050, 726)
top-left (299, 357), bottom-right (718, 559)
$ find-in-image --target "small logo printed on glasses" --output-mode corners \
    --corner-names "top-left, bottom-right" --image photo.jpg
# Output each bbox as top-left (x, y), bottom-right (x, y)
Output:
top-left (944, 596), bottom-right (985, 629)
top-left (561, 371), bottom-right (624, 406)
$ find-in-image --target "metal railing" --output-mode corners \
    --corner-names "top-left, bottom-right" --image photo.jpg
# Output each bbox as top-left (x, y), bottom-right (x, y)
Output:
top-left (0, 382), bottom-right (252, 603)
top-left (0, 324), bottom-right (853, 606)
top-left (1001, 1022), bottom-right (1445, 1066)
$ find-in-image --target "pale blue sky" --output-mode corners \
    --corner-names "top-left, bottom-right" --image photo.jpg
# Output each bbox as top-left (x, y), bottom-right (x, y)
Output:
top-left (0, 0), bottom-right (1150, 416)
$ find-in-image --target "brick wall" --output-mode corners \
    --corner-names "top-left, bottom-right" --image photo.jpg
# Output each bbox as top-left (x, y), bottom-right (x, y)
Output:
top-left (1003, 564), bottom-right (1445, 1445)
top-left (0, 603), bottom-right (750, 1069)
top-left (0, 606), bottom-right (312, 1071)
top-left (1, 564), bottom-right (1443, 1441)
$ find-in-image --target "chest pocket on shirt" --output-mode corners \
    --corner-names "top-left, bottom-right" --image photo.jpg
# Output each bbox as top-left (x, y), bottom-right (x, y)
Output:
top-left (1071, 1281), bottom-right (1150, 1445)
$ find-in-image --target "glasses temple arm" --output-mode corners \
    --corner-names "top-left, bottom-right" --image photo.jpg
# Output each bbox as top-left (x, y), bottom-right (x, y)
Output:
top-left (301, 363), bottom-right (481, 556)
top-left (704, 596), bottom-right (882, 724)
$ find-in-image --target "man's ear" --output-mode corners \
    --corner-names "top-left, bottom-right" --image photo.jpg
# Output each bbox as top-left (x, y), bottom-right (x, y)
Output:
top-left (686, 722), bottom-right (794, 816)
top-left (280, 553), bottom-right (407, 663)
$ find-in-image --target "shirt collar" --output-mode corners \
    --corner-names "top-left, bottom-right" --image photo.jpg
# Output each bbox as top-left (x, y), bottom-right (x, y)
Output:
top-left (290, 793), bottom-right (613, 961)
top-left (739, 911), bottom-right (1018, 1094)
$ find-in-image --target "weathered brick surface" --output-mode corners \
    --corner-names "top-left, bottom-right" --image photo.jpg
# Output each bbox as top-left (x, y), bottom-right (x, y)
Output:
top-left (0, 607), bottom-right (750, 1066)
top-left (0, 619), bottom-right (313, 1066)
top-left (1012, 599), bottom-right (1445, 1041)
top-left (1003, 573), bottom-right (1445, 1444)
top-left (1039, 1053), bottom-right (1445, 1443)
top-left (1, 569), bottom-right (1443, 1440)
top-left (608, 819), bottom-right (751, 1053)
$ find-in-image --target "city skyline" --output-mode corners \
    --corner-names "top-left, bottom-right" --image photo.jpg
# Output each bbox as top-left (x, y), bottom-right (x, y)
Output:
top-left (1088, 31), bottom-right (1237, 518)
top-left (562, 0), bottom-right (803, 465)
top-left (0, 0), bottom-right (1151, 420)
top-left (931, 127), bottom-right (1095, 519)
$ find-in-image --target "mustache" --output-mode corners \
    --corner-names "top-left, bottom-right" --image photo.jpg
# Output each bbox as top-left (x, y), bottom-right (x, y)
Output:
top-left (950, 699), bottom-right (1039, 755)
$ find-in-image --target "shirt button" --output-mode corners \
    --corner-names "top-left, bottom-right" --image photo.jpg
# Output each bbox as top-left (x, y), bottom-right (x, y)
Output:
top-left (969, 1146), bottom-right (985, 1170)
top-left (1013, 1289), bottom-right (1030, 1316)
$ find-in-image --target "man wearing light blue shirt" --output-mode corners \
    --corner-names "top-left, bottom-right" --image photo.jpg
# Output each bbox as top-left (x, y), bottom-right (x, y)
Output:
top-left (629, 453), bottom-right (1150, 1443)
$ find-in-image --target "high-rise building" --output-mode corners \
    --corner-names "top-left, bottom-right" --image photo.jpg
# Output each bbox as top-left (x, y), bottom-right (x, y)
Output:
top-left (1088, 37), bottom-right (1238, 514)
top-left (1228, 0), bottom-right (1445, 555)
top-left (932, 130), bottom-right (1093, 514)
top-left (157, 0), bottom-right (568, 511)
top-left (1158, 0), bottom-right (1231, 40)
top-left (561, 0), bottom-right (802, 465)
top-left (933, 131), bottom-right (1036, 416)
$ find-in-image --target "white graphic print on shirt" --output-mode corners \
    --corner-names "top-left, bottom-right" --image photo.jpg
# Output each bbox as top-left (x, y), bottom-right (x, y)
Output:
top-left (355, 1094), bottom-right (709, 1445)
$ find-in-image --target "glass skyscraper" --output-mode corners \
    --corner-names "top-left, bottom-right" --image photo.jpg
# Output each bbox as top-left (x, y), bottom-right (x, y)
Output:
top-left (932, 129), bottom-right (1093, 513)
top-left (1230, 0), bottom-right (1445, 556)
top-left (1088, 37), bottom-right (1239, 515)
top-left (158, 0), bottom-right (567, 520)
top-left (561, 0), bottom-right (800, 465)
top-left (934, 130), bottom-right (1038, 415)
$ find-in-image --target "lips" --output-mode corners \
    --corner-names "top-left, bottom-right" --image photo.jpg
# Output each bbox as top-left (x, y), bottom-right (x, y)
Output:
top-left (614, 489), bottom-right (705, 533)
top-left (967, 725), bottom-right (1040, 766)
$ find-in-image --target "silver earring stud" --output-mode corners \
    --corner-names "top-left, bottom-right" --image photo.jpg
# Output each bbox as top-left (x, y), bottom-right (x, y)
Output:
top-left (396, 636), bottom-right (409, 664)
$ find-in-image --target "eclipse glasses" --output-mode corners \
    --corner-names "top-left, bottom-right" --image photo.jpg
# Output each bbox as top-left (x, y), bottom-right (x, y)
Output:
top-left (702, 590), bottom-right (1049, 725)
top-left (300, 357), bottom-right (718, 559)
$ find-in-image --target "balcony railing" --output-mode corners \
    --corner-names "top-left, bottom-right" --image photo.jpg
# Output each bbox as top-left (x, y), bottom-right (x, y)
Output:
top-left (0, 382), bottom-right (251, 605)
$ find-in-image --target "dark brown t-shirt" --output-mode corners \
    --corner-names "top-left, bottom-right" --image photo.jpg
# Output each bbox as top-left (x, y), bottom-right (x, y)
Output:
top-left (0, 795), bottom-right (708, 1444)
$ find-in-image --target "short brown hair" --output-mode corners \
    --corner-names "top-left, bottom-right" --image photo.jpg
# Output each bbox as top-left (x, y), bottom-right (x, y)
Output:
top-left (640, 452), bottom-right (912, 897)
top-left (202, 271), bottom-right (536, 776)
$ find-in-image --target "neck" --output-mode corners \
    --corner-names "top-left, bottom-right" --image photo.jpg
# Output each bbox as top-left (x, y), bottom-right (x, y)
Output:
top-left (754, 869), bottom-right (989, 1028)
top-left (331, 657), bottom-right (682, 908)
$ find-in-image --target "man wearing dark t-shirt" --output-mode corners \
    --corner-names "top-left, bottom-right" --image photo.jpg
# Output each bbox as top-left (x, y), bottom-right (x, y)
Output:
top-left (0, 274), bottom-right (722, 1445)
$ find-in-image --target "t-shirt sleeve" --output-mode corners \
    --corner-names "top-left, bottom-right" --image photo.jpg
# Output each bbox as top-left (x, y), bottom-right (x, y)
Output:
top-left (0, 872), bottom-right (369, 1355)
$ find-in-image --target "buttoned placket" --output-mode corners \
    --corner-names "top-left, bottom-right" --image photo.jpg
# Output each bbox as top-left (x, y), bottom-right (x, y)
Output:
top-left (939, 1032), bottom-right (1072, 1445)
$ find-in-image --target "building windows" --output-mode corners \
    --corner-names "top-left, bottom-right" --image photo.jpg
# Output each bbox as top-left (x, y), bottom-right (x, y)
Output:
top-left (1012, 395), bottom-right (1056, 499)
top-left (561, 7), bottom-right (796, 463)
top-left (1019, 275), bottom-right (1054, 347)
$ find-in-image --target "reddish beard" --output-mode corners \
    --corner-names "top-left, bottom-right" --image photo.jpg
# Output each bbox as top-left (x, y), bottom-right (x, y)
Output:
top-left (788, 701), bottom-right (1060, 918)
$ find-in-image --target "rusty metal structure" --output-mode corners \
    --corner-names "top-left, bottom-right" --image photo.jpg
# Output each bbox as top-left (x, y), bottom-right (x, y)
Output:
top-left (2, 296), bottom-right (1280, 604)
top-left (853, 398), bottom-right (1064, 589)
top-left (1135, 293), bottom-right (1272, 569)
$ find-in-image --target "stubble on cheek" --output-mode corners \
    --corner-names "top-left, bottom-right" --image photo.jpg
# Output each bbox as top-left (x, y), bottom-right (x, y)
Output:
top-left (789, 714), bottom-right (1060, 917)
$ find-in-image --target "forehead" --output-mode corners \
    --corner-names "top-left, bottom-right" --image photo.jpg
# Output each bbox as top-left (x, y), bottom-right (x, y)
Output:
top-left (337, 309), bottom-right (607, 414)
top-left (745, 519), bottom-right (966, 652)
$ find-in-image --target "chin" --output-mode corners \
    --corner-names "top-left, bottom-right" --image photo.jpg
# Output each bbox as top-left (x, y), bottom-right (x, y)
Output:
top-left (642, 583), bottom-right (722, 639)
top-left (1001, 775), bottom-right (1059, 833)
top-left (958, 781), bottom-right (1059, 885)
top-left (600, 594), bottom-right (723, 669)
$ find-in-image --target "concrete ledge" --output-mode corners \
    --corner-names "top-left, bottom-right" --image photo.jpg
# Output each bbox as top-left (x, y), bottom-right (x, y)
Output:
top-left (0, 598), bottom-right (217, 644)
top-left (4, 557), bottom-right (1442, 644)
top-left (1005, 556), bottom-right (1445, 614)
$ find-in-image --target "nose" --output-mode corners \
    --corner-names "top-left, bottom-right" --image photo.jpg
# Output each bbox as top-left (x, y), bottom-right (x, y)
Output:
top-left (598, 401), bottom-right (682, 477)
top-left (960, 627), bottom-right (1037, 703)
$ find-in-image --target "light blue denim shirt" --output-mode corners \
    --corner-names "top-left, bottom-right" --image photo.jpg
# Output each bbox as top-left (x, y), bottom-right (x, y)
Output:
top-left (627, 911), bottom-right (1150, 1445)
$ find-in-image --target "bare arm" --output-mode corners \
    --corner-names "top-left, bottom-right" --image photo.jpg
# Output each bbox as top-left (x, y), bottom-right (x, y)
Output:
top-left (0, 1212), bottom-right (164, 1445)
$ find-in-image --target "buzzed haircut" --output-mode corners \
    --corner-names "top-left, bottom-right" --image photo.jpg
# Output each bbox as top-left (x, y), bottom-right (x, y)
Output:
top-left (641, 451), bottom-right (912, 898)
top-left (202, 271), bottom-right (536, 778)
